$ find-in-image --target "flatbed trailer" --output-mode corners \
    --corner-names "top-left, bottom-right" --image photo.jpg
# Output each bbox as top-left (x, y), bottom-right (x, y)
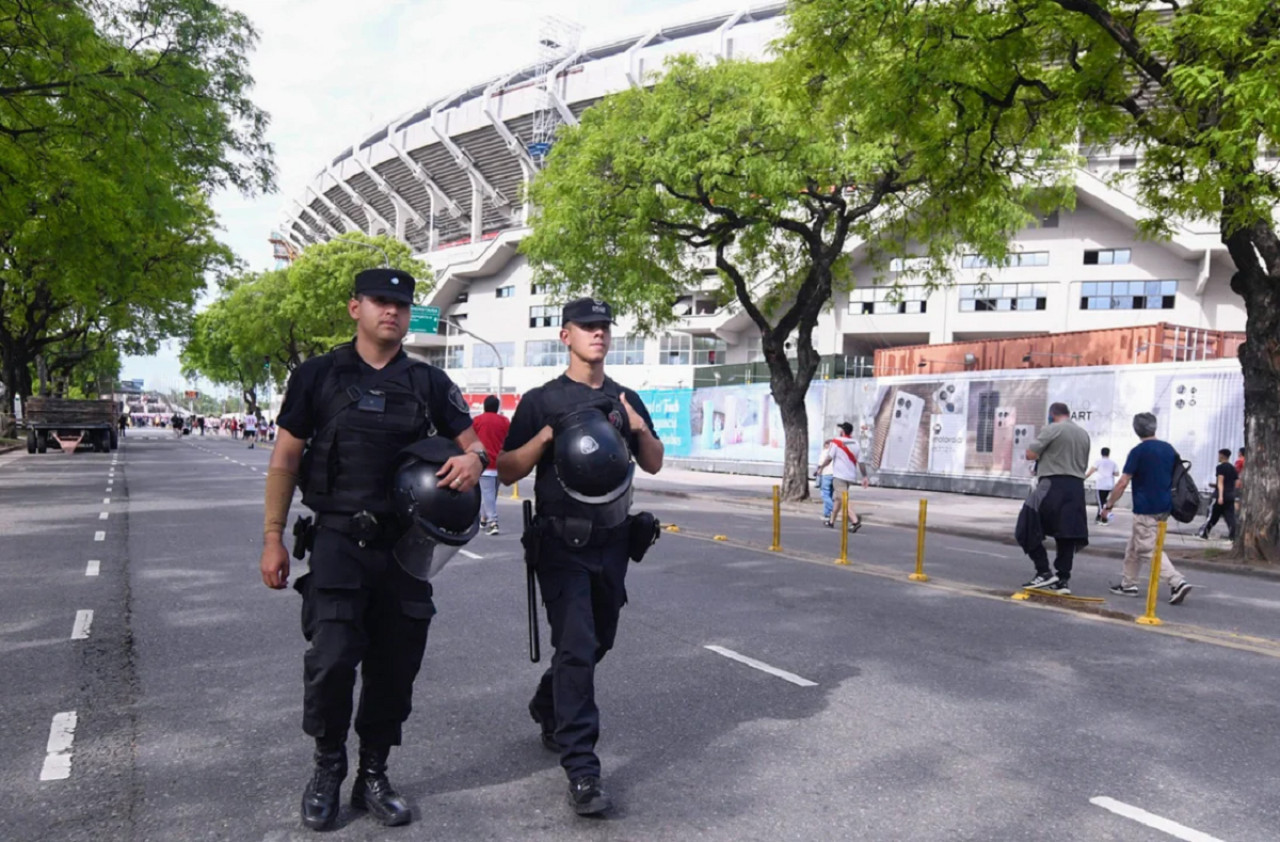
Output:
top-left (24, 397), bottom-right (119, 454)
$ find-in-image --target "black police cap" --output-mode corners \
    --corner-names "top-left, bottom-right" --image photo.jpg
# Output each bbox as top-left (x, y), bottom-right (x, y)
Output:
top-left (354, 268), bottom-right (415, 304)
top-left (562, 297), bottom-right (615, 326)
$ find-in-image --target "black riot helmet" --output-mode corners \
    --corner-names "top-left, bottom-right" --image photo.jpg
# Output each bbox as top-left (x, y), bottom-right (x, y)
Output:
top-left (389, 438), bottom-right (480, 580)
top-left (553, 407), bottom-right (635, 505)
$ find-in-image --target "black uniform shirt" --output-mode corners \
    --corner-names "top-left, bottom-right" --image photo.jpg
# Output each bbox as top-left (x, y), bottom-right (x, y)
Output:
top-left (504, 374), bottom-right (656, 507)
top-left (278, 345), bottom-right (473, 442)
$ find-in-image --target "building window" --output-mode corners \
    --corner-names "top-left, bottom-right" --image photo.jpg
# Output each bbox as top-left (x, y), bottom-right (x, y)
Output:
top-left (848, 286), bottom-right (929, 315)
top-left (746, 334), bottom-right (764, 363)
top-left (889, 256), bottom-right (932, 273)
top-left (1080, 280), bottom-right (1177, 310)
top-left (445, 345), bottom-right (465, 369)
top-left (605, 335), bottom-right (646, 366)
top-left (473, 341), bottom-right (515, 368)
top-left (530, 282), bottom-right (547, 295)
top-left (454, 292), bottom-right (469, 303)
top-left (673, 294), bottom-right (719, 316)
top-left (422, 349), bottom-right (446, 368)
top-left (496, 285), bottom-right (515, 299)
top-left (660, 333), bottom-right (692, 365)
top-left (1084, 248), bottom-right (1131, 265)
top-left (958, 283), bottom-right (1048, 312)
top-left (525, 340), bottom-right (568, 368)
top-left (1040, 210), bottom-right (1059, 228)
top-left (1118, 155), bottom-right (1138, 171)
top-left (692, 336), bottom-right (727, 365)
top-left (529, 305), bottom-right (561, 328)
top-left (960, 252), bottom-right (1049, 269)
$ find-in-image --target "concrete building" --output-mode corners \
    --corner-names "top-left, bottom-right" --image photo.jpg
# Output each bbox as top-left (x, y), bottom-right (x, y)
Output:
top-left (279, 1), bottom-right (1246, 399)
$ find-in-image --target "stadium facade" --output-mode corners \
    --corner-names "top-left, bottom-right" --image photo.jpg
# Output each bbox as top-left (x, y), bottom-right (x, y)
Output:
top-left (280, 1), bottom-right (1246, 400)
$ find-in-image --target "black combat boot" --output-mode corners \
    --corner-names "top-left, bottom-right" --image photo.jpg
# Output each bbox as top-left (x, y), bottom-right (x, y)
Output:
top-left (350, 745), bottom-right (412, 827)
top-left (301, 743), bottom-right (347, 831)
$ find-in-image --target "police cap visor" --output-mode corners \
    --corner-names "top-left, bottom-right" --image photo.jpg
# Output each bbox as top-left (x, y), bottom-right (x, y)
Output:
top-left (561, 298), bottom-right (615, 326)
top-left (354, 268), bottom-right (415, 304)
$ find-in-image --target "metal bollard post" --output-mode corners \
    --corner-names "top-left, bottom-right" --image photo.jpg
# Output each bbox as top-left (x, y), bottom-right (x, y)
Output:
top-left (909, 499), bottom-right (929, 581)
top-left (511, 481), bottom-right (520, 500)
top-left (835, 490), bottom-right (850, 565)
top-left (1136, 520), bottom-right (1168, 626)
top-left (769, 485), bottom-right (782, 552)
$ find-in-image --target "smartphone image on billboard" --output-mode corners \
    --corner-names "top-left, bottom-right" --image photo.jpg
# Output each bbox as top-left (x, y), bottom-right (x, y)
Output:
top-left (1011, 424), bottom-right (1037, 479)
top-left (881, 391), bottom-right (924, 471)
top-left (976, 389), bottom-right (1001, 453)
top-left (992, 406), bottom-right (1017, 473)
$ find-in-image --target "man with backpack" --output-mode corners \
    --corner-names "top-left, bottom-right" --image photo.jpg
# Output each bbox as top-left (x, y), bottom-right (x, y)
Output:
top-left (813, 422), bottom-right (869, 530)
top-left (1101, 412), bottom-right (1194, 604)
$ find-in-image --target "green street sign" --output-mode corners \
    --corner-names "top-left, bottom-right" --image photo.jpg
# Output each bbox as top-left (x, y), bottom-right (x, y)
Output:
top-left (409, 305), bottom-right (440, 334)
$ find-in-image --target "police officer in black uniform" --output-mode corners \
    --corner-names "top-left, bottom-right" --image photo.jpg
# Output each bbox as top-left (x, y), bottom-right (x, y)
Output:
top-left (258, 267), bottom-right (486, 832)
top-left (498, 297), bottom-right (664, 816)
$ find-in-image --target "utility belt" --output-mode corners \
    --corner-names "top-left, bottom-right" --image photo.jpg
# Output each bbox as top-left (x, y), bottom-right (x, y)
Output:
top-left (311, 510), bottom-right (401, 549)
top-left (525, 511), bottom-right (661, 560)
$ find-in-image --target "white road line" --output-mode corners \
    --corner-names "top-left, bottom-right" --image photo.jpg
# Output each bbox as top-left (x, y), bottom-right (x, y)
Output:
top-left (943, 544), bottom-right (1007, 558)
top-left (70, 610), bottom-right (93, 640)
top-left (1090, 797), bottom-right (1225, 842)
top-left (98, 512), bottom-right (108, 521)
top-left (704, 645), bottom-right (818, 687)
top-left (39, 711), bottom-right (77, 781)
top-left (85, 560), bottom-right (100, 577)
top-left (102, 497), bottom-right (110, 505)
top-left (93, 531), bottom-right (105, 542)
top-left (250, 467), bottom-right (258, 472)
top-left (459, 549), bottom-right (483, 559)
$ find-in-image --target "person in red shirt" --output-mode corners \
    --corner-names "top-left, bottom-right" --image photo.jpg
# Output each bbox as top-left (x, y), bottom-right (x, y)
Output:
top-left (472, 395), bottom-right (511, 535)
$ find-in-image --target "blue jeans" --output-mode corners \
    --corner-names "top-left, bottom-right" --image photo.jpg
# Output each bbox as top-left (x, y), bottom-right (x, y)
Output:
top-left (479, 473), bottom-right (499, 525)
top-left (820, 474), bottom-right (834, 519)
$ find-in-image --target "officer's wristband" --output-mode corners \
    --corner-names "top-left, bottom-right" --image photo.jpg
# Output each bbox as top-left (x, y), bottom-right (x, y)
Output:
top-left (264, 468), bottom-right (298, 538)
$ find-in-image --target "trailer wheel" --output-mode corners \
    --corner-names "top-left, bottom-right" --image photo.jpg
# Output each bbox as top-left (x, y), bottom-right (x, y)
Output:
top-left (109, 430), bottom-right (119, 450)
top-left (93, 432), bottom-right (107, 453)
top-left (26, 430), bottom-right (36, 454)
top-left (36, 432), bottom-right (48, 453)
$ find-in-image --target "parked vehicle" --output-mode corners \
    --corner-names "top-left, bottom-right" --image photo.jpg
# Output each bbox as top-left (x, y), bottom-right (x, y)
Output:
top-left (24, 397), bottom-right (119, 454)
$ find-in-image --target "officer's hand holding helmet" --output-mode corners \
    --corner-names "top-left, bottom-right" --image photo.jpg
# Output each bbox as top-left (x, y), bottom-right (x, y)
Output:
top-left (390, 438), bottom-right (482, 580)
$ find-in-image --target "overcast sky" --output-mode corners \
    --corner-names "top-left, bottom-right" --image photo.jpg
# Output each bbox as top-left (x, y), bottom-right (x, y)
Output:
top-left (121, 0), bottom-right (748, 393)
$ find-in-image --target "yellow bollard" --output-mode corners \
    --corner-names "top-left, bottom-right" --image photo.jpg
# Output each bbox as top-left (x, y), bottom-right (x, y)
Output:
top-left (835, 490), bottom-right (850, 565)
top-left (909, 499), bottom-right (929, 581)
top-left (713, 534), bottom-right (728, 541)
top-left (510, 481), bottom-right (520, 500)
top-left (769, 485), bottom-right (782, 552)
top-left (665, 524), bottom-right (680, 533)
top-left (1136, 520), bottom-right (1168, 625)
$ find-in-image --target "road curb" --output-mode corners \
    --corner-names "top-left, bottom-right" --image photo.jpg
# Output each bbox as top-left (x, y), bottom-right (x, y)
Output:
top-left (637, 485), bottom-right (1280, 581)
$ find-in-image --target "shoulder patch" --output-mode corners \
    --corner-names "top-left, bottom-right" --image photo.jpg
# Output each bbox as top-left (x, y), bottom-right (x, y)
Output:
top-left (448, 383), bottom-right (469, 414)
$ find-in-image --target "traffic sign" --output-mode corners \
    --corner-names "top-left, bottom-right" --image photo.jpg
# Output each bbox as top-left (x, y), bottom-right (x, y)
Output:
top-left (410, 305), bottom-right (440, 334)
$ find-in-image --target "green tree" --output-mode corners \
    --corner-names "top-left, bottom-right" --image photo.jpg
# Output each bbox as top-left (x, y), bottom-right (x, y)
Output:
top-left (181, 287), bottom-right (271, 418)
top-left (522, 56), bottom-right (1055, 499)
top-left (784, 0), bottom-right (1280, 560)
top-left (0, 0), bottom-right (273, 404)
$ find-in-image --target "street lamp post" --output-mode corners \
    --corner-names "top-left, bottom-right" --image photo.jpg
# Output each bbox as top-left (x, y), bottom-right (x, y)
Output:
top-left (441, 317), bottom-right (504, 397)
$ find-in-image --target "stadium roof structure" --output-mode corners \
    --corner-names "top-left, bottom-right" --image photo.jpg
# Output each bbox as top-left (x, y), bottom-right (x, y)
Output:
top-left (279, 2), bottom-right (788, 256)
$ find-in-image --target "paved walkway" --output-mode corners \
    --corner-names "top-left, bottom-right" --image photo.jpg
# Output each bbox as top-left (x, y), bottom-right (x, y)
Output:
top-left (634, 467), bottom-right (1269, 575)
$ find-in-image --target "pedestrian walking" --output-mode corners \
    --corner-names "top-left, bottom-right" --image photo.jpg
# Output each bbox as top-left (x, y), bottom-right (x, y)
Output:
top-left (1084, 446), bottom-right (1118, 524)
top-left (1016, 402), bottom-right (1091, 594)
top-left (197, 415), bottom-right (206, 436)
top-left (498, 297), bottom-right (664, 817)
top-left (814, 422), bottom-right (868, 531)
top-left (1102, 412), bottom-right (1194, 604)
top-left (257, 267), bottom-right (485, 831)
top-left (815, 458), bottom-right (835, 523)
top-left (471, 395), bottom-right (510, 535)
top-left (244, 412), bottom-right (258, 448)
top-left (1197, 448), bottom-right (1239, 540)
top-left (268, 420), bottom-right (277, 442)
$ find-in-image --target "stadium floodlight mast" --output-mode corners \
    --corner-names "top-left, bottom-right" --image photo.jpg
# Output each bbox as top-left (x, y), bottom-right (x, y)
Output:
top-left (442, 317), bottom-right (504, 397)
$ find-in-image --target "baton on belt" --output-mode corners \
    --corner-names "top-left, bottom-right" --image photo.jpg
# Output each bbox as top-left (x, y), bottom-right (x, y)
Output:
top-left (523, 499), bottom-right (541, 663)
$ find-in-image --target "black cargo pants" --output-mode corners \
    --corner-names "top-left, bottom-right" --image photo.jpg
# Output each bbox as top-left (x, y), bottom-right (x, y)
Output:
top-left (529, 533), bottom-right (630, 781)
top-left (294, 527), bottom-right (436, 748)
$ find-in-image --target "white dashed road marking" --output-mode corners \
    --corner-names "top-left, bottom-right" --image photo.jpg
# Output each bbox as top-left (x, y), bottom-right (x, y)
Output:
top-left (1090, 797), bottom-right (1225, 842)
top-left (102, 498), bottom-right (110, 505)
top-left (71, 610), bottom-right (93, 640)
top-left (459, 550), bottom-right (483, 560)
top-left (98, 512), bottom-right (108, 521)
top-left (85, 560), bottom-right (100, 577)
top-left (704, 645), bottom-right (818, 687)
top-left (39, 711), bottom-right (77, 781)
top-left (93, 531), bottom-right (105, 542)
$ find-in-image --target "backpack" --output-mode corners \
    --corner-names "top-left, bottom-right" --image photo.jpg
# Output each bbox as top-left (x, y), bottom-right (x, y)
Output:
top-left (1169, 453), bottom-right (1201, 523)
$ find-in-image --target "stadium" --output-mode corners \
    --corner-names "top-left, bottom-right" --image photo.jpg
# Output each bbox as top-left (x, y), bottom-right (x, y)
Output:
top-left (278, 1), bottom-right (1247, 489)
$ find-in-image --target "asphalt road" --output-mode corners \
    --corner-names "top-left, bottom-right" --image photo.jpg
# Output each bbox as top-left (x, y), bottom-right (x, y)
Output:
top-left (3, 430), bottom-right (1279, 841)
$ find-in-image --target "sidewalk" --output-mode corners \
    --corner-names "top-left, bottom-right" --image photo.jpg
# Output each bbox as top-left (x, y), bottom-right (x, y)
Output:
top-left (634, 467), bottom-right (1276, 579)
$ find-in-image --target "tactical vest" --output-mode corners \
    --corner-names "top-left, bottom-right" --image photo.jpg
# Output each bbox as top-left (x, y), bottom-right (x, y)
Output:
top-left (300, 343), bottom-right (436, 516)
top-left (534, 375), bottom-right (634, 527)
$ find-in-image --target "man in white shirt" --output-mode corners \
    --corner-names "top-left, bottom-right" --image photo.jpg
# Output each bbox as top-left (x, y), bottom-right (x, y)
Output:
top-left (244, 412), bottom-right (258, 449)
top-left (1084, 446), bottom-right (1118, 525)
top-left (814, 422), bottom-right (870, 531)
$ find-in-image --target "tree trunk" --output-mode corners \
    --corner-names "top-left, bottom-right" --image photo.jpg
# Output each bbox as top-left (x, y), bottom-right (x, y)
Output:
top-left (1234, 272), bottom-right (1280, 564)
top-left (241, 385), bottom-right (259, 420)
top-left (762, 337), bottom-right (819, 502)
